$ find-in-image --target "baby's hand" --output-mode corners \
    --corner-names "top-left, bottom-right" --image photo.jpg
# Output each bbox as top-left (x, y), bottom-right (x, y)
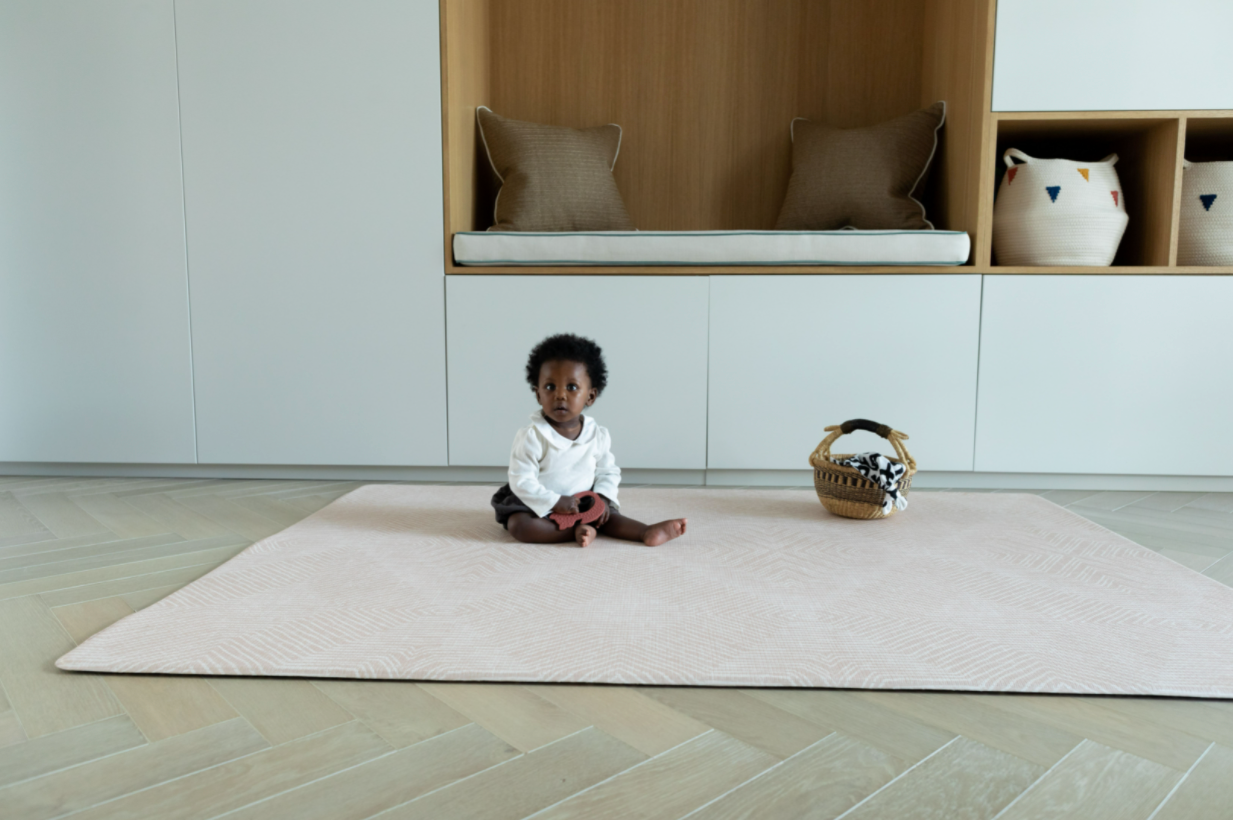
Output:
top-left (552, 495), bottom-right (580, 516)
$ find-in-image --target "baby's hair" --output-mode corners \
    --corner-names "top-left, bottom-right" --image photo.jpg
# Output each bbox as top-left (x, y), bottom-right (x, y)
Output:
top-left (525, 333), bottom-right (608, 394)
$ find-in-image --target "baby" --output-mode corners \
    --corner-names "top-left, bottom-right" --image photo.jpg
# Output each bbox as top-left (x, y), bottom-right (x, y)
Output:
top-left (491, 333), bottom-right (688, 548)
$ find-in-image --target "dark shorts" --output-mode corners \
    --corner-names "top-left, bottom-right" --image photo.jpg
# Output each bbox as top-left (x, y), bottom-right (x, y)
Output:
top-left (490, 484), bottom-right (618, 529)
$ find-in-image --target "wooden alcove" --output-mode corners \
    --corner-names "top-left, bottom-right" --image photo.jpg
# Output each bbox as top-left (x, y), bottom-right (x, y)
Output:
top-left (440, 0), bottom-right (996, 273)
top-left (440, 0), bottom-right (1232, 274)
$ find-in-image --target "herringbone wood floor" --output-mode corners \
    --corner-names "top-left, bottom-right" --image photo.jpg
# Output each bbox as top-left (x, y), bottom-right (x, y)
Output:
top-left (2, 478), bottom-right (1232, 819)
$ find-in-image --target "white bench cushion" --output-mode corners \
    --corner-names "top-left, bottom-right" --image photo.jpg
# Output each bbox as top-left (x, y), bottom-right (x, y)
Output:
top-left (453, 230), bottom-right (970, 266)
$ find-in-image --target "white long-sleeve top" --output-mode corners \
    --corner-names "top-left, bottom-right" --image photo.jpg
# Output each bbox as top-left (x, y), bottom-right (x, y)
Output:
top-left (508, 412), bottom-right (621, 518)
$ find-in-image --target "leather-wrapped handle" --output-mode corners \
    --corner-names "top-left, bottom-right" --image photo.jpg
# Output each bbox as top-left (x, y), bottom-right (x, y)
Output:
top-left (810, 421), bottom-right (916, 474)
top-left (840, 419), bottom-right (893, 438)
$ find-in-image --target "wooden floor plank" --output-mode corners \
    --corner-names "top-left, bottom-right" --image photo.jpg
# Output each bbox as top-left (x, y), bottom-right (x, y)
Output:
top-left (120, 583), bottom-right (185, 611)
top-left (1129, 492), bottom-right (1208, 512)
top-left (0, 492), bottom-right (50, 541)
top-left (1070, 491), bottom-right (1157, 512)
top-left (840, 737), bottom-right (1042, 820)
top-left (531, 684), bottom-right (710, 756)
top-left (0, 707), bottom-right (26, 748)
top-left (233, 494), bottom-right (310, 528)
top-left (994, 740), bottom-right (1181, 820)
top-left (0, 596), bottom-right (122, 738)
top-left (418, 683), bottom-right (589, 753)
top-left (0, 536), bottom-right (238, 586)
top-left (223, 723), bottom-right (517, 820)
top-left (686, 732), bottom-right (907, 820)
top-left (375, 726), bottom-right (646, 820)
top-left (172, 493), bottom-right (284, 541)
top-left (1150, 743), bottom-right (1233, 820)
top-left (749, 689), bottom-right (956, 764)
top-left (0, 533), bottom-right (184, 576)
top-left (1185, 493), bottom-right (1233, 513)
top-left (1204, 553), bottom-right (1233, 586)
top-left (854, 691), bottom-right (1083, 768)
top-left (37, 559), bottom-right (233, 608)
top-left (640, 687), bottom-right (829, 760)
top-left (982, 694), bottom-right (1211, 771)
top-left (0, 542), bottom-right (245, 601)
top-left (535, 730), bottom-right (776, 820)
top-left (1039, 490), bottom-right (1100, 506)
top-left (0, 715), bottom-right (145, 788)
top-left (68, 492), bottom-right (171, 539)
top-left (312, 680), bottom-right (471, 748)
top-left (210, 677), bottom-right (355, 745)
top-left (53, 598), bottom-right (239, 741)
top-left (66, 720), bottom-right (390, 820)
top-left (121, 492), bottom-right (235, 539)
top-left (0, 717), bottom-right (268, 820)
top-left (1093, 697), bottom-right (1233, 749)
top-left (14, 493), bottom-right (109, 539)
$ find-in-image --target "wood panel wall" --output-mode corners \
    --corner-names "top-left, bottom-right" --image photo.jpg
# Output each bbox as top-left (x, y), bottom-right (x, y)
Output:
top-left (441, 0), bottom-right (995, 258)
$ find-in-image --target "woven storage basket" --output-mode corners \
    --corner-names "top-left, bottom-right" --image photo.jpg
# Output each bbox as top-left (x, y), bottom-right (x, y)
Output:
top-left (1178, 160), bottom-right (1233, 266)
top-left (992, 148), bottom-right (1128, 266)
top-left (808, 419), bottom-right (916, 520)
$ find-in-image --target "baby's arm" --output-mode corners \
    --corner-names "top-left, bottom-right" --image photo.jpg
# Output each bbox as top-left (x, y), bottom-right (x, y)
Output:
top-left (508, 427), bottom-right (563, 518)
top-left (592, 429), bottom-right (621, 507)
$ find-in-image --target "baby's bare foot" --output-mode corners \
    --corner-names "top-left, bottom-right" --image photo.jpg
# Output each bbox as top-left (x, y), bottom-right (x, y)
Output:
top-left (575, 524), bottom-right (597, 548)
top-left (643, 518), bottom-right (687, 547)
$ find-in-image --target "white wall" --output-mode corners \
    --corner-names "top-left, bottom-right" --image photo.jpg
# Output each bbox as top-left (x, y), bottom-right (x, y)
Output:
top-left (0, 0), bottom-right (197, 463)
top-left (175, 0), bottom-right (448, 466)
top-left (993, 0), bottom-right (1233, 111)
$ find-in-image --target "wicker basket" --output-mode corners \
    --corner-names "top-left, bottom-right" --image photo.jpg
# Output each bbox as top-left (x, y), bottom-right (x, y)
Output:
top-left (808, 419), bottom-right (917, 520)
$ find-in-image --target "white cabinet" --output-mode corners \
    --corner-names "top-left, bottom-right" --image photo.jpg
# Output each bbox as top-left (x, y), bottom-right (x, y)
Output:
top-left (176, 0), bottom-right (447, 465)
top-left (446, 277), bottom-right (710, 470)
top-left (0, 0), bottom-right (196, 463)
top-left (708, 276), bottom-right (982, 471)
top-left (975, 276), bottom-right (1233, 475)
top-left (993, 0), bottom-right (1233, 111)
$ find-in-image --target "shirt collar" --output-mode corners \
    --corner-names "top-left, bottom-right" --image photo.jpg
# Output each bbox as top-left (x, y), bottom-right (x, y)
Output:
top-left (530, 411), bottom-right (597, 449)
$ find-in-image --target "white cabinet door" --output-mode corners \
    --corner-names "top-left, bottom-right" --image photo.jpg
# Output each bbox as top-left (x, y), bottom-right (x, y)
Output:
top-left (708, 276), bottom-right (982, 471)
top-left (0, 0), bottom-right (196, 463)
top-left (993, 0), bottom-right (1233, 111)
top-left (976, 276), bottom-right (1233, 475)
top-left (177, 0), bottom-right (447, 465)
top-left (446, 277), bottom-right (709, 469)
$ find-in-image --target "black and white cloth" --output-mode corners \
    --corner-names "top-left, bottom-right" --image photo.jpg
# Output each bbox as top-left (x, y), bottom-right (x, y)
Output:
top-left (830, 452), bottom-right (908, 515)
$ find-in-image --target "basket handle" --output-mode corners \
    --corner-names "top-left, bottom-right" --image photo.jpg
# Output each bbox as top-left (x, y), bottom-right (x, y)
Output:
top-left (1003, 148), bottom-right (1033, 168)
top-left (810, 419), bottom-right (917, 474)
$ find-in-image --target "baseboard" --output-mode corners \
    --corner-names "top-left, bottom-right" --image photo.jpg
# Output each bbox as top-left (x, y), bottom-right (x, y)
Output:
top-left (2, 463), bottom-right (1232, 492)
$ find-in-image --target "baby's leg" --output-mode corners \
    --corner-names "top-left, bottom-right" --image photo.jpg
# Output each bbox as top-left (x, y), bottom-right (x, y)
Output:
top-left (507, 513), bottom-right (587, 546)
top-left (600, 512), bottom-right (687, 547)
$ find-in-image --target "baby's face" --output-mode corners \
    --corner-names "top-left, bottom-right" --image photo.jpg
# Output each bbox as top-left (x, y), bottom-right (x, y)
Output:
top-left (535, 360), bottom-right (596, 428)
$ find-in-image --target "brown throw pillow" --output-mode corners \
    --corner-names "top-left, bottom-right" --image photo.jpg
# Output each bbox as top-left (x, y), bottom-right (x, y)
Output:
top-left (775, 102), bottom-right (946, 231)
top-left (476, 107), bottom-right (635, 232)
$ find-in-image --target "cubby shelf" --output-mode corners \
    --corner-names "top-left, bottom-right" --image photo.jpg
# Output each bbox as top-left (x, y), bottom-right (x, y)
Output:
top-left (439, 0), bottom-right (1231, 275)
top-left (981, 109), bottom-right (1233, 272)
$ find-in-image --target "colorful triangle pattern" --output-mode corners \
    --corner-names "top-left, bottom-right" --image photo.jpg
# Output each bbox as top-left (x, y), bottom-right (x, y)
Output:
top-left (1112, 191), bottom-right (1119, 207)
top-left (1078, 168), bottom-right (1090, 181)
top-left (1046, 185), bottom-right (1061, 203)
top-left (1200, 194), bottom-right (1217, 211)
top-left (1007, 166), bottom-right (1019, 184)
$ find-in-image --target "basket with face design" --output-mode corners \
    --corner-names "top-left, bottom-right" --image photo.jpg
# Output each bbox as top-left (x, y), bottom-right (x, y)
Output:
top-left (1178, 160), bottom-right (1233, 266)
top-left (993, 148), bottom-right (1129, 266)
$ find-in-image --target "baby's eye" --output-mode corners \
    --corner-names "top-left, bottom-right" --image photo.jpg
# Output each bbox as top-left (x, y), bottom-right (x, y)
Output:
top-left (543, 382), bottom-right (555, 391)
top-left (567, 384), bottom-right (578, 391)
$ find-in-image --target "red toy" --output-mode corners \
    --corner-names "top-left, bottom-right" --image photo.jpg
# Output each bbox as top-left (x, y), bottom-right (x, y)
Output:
top-left (547, 491), bottom-right (607, 531)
